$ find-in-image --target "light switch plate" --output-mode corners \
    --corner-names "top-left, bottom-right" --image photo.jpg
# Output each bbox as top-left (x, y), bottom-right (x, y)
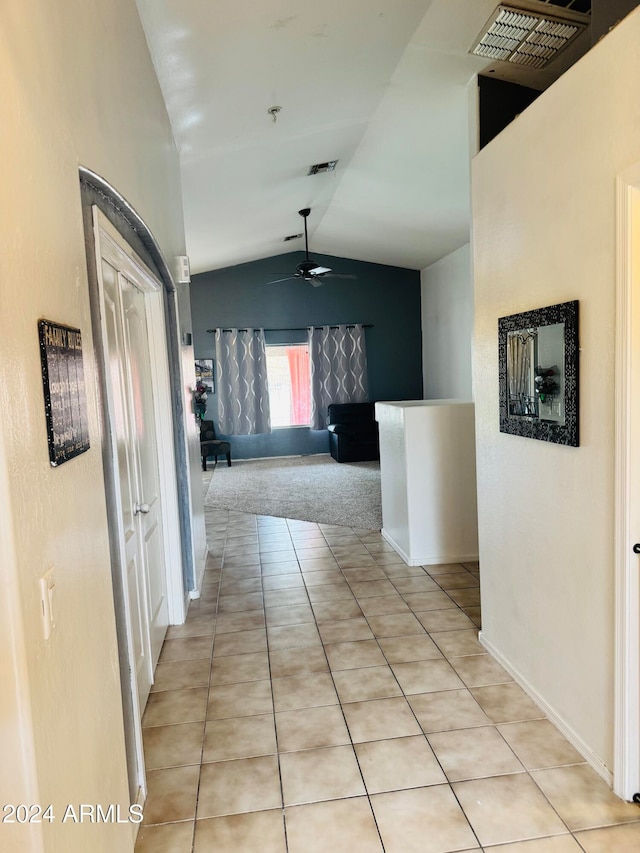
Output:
top-left (174, 255), bottom-right (191, 284)
top-left (39, 569), bottom-right (55, 640)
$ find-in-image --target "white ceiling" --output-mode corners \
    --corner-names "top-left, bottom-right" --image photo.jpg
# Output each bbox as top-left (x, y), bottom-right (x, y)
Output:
top-left (135, 0), bottom-right (591, 274)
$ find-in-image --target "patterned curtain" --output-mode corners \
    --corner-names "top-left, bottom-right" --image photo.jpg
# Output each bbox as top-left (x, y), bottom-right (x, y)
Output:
top-left (214, 328), bottom-right (271, 434)
top-left (508, 332), bottom-right (533, 415)
top-left (308, 324), bottom-right (369, 430)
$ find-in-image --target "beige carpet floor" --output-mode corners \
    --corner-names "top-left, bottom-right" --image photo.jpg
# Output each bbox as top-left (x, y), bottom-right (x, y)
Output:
top-left (204, 454), bottom-right (382, 530)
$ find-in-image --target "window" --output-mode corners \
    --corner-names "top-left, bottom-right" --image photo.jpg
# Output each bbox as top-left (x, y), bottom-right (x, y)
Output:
top-left (265, 344), bottom-right (311, 427)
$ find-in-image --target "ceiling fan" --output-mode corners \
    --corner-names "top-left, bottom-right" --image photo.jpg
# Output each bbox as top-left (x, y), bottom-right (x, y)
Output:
top-left (268, 208), bottom-right (357, 287)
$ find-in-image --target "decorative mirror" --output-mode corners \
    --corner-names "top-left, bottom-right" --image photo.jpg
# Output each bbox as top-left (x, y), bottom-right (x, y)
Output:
top-left (498, 300), bottom-right (579, 446)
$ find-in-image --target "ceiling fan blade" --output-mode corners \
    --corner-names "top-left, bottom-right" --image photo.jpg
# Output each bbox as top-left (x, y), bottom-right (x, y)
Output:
top-left (309, 265), bottom-right (332, 275)
top-left (321, 273), bottom-right (357, 280)
top-left (267, 276), bottom-right (297, 284)
top-left (309, 277), bottom-right (325, 288)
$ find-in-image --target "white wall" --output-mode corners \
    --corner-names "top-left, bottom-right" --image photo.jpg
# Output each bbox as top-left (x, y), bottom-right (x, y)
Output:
top-left (0, 432), bottom-right (43, 853)
top-left (0, 2), bottom-right (194, 851)
top-left (472, 7), bottom-right (640, 777)
top-left (421, 243), bottom-right (473, 400)
top-left (377, 401), bottom-right (478, 565)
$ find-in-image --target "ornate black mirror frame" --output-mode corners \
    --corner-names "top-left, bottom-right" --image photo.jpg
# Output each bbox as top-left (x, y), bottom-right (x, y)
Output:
top-left (498, 300), bottom-right (579, 446)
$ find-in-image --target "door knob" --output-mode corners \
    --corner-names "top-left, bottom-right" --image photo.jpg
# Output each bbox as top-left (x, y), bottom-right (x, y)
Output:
top-left (633, 544), bottom-right (640, 555)
top-left (134, 502), bottom-right (151, 515)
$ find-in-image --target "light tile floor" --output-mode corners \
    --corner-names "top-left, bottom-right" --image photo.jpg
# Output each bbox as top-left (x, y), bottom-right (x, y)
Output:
top-left (135, 480), bottom-right (640, 852)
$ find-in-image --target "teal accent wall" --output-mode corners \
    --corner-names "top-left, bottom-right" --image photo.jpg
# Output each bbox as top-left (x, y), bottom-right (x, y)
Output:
top-left (191, 251), bottom-right (422, 458)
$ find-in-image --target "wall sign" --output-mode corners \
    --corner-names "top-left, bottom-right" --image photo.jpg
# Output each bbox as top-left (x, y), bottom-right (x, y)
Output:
top-left (195, 358), bottom-right (214, 391)
top-left (38, 319), bottom-right (90, 466)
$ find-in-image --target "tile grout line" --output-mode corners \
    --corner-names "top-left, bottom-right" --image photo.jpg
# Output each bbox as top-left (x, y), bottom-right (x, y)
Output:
top-left (294, 519), bottom-right (389, 853)
top-left (320, 528), bottom-right (515, 851)
top-left (155, 501), bottom-right (634, 852)
top-left (202, 502), bottom-right (403, 846)
top-left (284, 524), bottom-right (485, 848)
top-left (191, 504), bottom-right (229, 851)
top-left (329, 536), bottom-right (484, 852)
top-left (195, 506), bottom-right (257, 845)
top-left (329, 538), bottom-right (624, 849)
top-left (264, 516), bottom-right (299, 853)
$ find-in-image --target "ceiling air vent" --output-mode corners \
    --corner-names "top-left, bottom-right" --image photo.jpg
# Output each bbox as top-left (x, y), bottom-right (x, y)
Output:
top-left (470, 4), bottom-right (589, 69)
top-left (307, 160), bottom-right (338, 176)
top-left (283, 233), bottom-right (303, 242)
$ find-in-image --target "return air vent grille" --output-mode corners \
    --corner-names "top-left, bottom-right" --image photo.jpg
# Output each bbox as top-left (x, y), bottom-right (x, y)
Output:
top-left (307, 160), bottom-right (338, 176)
top-left (471, 4), bottom-right (588, 69)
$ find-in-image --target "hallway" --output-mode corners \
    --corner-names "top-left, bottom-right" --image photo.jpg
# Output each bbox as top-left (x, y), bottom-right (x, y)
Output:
top-left (134, 485), bottom-right (640, 852)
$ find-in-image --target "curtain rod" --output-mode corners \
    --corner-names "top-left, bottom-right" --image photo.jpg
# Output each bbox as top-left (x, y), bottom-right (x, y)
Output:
top-left (206, 324), bottom-right (373, 333)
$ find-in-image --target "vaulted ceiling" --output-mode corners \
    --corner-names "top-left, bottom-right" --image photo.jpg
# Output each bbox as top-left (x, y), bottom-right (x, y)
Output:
top-left (135, 0), bottom-right (592, 274)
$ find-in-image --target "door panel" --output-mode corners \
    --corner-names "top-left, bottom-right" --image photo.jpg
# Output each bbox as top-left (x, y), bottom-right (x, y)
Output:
top-left (93, 206), bottom-right (182, 805)
top-left (101, 258), bottom-right (153, 708)
top-left (101, 260), bottom-right (135, 537)
top-left (126, 553), bottom-right (147, 694)
top-left (145, 517), bottom-right (167, 661)
top-left (99, 254), bottom-right (169, 712)
top-left (121, 277), bottom-right (160, 506)
top-left (120, 275), bottom-right (168, 672)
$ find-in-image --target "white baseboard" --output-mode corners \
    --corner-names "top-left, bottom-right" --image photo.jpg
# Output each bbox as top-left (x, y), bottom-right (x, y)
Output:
top-left (230, 452), bottom-right (332, 463)
top-left (479, 631), bottom-right (613, 787)
top-left (190, 543), bottom-right (209, 599)
top-left (381, 529), bottom-right (411, 563)
top-left (381, 529), bottom-right (478, 567)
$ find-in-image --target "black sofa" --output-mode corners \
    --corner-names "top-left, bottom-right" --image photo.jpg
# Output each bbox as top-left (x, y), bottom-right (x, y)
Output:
top-left (327, 402), bottom-right (380, 463)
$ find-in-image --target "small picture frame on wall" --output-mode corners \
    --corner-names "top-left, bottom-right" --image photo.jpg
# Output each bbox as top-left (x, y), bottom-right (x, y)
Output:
top-left (195, 358), bottom-right (214, 393)
top-left (498, 300), bottom-right (579, 446)
top-left (39, 319), bottom-right (91, 466)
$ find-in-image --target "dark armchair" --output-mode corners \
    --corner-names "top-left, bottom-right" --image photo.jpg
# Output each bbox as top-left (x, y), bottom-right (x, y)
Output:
top-left (327, 402), bottom-right (379, 463)
top-left (199, 420), bottom-right (231, 470)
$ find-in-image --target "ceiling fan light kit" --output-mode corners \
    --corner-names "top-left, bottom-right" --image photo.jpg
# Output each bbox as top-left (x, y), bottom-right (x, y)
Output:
top-left (268, 207), bottom-right (356, 287)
